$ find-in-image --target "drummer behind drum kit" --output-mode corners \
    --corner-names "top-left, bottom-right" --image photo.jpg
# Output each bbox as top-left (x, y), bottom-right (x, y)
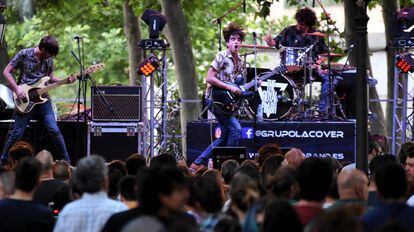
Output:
top-left (238, 40), bottom-right (370, 122)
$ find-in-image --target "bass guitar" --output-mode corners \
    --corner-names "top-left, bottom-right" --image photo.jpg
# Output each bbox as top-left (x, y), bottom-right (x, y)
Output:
top-left (9, 63), bottom-right (105, 114)
top-left (211, 65), bottom-right (287, 115)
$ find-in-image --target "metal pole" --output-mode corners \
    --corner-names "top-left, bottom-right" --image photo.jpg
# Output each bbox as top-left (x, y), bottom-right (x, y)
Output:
top-left (354, 2), bottom-right (369, 172)
top-left (392, 60), bottom-right (400, 155)
top-left (161, 50), bottom-right (168, 151)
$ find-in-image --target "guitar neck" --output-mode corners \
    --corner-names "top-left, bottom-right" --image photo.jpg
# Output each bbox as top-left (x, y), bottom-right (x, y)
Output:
top-left (243, 68), bottom-right (280, 90)
top-left (38, 77), bottom-right (70, 95)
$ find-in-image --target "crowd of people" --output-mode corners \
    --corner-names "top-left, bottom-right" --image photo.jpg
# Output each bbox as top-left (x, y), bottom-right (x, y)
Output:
top-left (0, 136), bottom-right (414, 232)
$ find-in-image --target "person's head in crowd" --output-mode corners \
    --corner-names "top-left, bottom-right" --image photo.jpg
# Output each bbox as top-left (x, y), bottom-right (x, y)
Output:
top-left (271, 166), bottom-right (298, 200)
top-left (376, 162), bottom-right (408, 201)
top-left (138, 165), bottom-right (188, 217)
top-left (397, 141), bottom-right (414, 168)
top-left (405, 150), bottom-right (414, 186)
top-left (108, 169), bottom-right (123, 200)
top-left (108, 159), bottom-right (127, 176)
top-left (150, 153), bottom-right (177, 169)
top-left (282, 148), bottom-right (305, 169)
top-left (125, 154), bottom-right (146, 175)
top-left (177, 159), bottom-right (192, 177)
top-left (74, 155), bottom-right (108, 194)
top-left (118, 175), bottom-right (138, 209)
top-left (296, 157), bottom-right (333, 202)
top-left (195, 166), bottom-right (208, 176)
top-left (229, 173), bottom-right (260, 222)
top-left (313, 208), bottom-right (363, 232)
top-left (241, 159), bottom-right (258, 169)
top-left (369, 154), bottom-right (396, 185)
top-left (35, 150), bottom-right (54, 178)
top-left (53, 160), bottom-right (71, 183)
top-left (14, 157), bottom-right (42, 196)
top-left (203, 169), bottom-right (222, 187)
top-left (263, 199), bottom-right (303, 232)
top-left (324, 157), bottom-right (343, 174)
top-left (0, 171), bottom-right (15, 199)
top-left (257, 143), bottom-right (282, 167)
top-left (261, 155), bottom-right (284, 190)
top-left (9, 140), bottom-right (34, 167)
top-left (237, 164), bottom-right (261, 189)
top-left (221, 159), bottom-right (240, 185)
top-left (337, 169), bottom-right (369, 200)
top-left (214, 215), bottom-right (241, 232)
top-left (188, 175), bottom-right (223, 220)
top-left (372, 134), bottom-right (388, 155)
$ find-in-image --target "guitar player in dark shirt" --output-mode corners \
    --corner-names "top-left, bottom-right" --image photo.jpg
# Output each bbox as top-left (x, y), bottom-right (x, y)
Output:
top-left (0, 35), bottom-right (76, 165)
top-left (190, 23), bottom-right (246, 170)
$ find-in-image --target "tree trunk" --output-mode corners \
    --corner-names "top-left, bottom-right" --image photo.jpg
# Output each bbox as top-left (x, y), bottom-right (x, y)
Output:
top-left (122, 0), bottom-right (141, 86)
top-left (382, 0), bottom-right (399, 138)
top-left (160, 0), bottom-right (199, 158)
top-left (0, 41), bottom-right (9, 83)
top-left (344, 0), bottom-right (386, 136)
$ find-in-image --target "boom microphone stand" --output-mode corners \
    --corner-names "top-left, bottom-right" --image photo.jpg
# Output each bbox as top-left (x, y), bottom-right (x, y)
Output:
top-left (212, 2), bottom-right (244, 51)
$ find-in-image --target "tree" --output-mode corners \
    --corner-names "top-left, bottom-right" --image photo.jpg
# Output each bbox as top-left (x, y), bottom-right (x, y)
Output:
top-left (160, 0), bottom-right (199, 157)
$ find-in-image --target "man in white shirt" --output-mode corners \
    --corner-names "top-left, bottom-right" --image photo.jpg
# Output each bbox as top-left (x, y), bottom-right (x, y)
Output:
top-left (53, 155), bottom-right (127, 232)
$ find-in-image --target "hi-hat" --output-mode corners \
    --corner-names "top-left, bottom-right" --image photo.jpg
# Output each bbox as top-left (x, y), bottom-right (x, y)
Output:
top-left (318, 52), bottom-right (343, 58)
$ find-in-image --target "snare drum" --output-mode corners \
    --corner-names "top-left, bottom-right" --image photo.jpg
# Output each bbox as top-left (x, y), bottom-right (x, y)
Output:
top-left (282, 47), bottom-right (305, 73)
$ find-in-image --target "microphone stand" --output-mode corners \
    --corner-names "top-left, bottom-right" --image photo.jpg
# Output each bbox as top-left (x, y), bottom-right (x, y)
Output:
top-left (212, 2), bottom-right (244, 51)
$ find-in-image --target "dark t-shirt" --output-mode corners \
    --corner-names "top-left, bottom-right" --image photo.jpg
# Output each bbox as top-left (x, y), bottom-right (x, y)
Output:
top-left (33, 179), bottom-right (69, 207)
top-left (0, 198), bottom-right (54, 232)
top-left (101, 207), bottom-right (144, 232)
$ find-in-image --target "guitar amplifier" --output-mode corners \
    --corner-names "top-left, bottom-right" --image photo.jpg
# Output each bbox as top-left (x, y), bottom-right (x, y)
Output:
top-left (91, 86), bottom-right (141, 122)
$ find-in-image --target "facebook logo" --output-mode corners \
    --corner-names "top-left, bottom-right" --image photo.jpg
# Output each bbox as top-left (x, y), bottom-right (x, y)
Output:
top-left (242, 127), bottom-right (254, 139)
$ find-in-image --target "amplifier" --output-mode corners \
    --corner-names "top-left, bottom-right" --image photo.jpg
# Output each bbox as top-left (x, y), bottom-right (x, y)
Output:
top-left (91, 86), bottom-right (141, 122)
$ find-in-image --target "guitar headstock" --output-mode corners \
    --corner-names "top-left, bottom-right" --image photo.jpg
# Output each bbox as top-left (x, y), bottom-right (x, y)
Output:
top-left (85, 63), bottom-right (106, 74)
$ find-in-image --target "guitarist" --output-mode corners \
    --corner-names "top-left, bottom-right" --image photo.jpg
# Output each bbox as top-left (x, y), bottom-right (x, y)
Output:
top-left (191, 23), bottom-right (246, 170)
top-left (0, 35), bottom-right (75, 165)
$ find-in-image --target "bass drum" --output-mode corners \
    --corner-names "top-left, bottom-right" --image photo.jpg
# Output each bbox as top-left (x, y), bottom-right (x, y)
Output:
top-left (246, 73), bottom-right (298, 121)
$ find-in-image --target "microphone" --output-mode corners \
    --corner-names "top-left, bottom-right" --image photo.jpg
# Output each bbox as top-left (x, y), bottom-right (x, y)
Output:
top-left (312, 0), bottom-right (315, 7)
top-left (74, 35), bottom-right (83, 40)
top-left (344, 44), bottom-right (355, 53)
top-left (243, 0), bottom-right (246, 13)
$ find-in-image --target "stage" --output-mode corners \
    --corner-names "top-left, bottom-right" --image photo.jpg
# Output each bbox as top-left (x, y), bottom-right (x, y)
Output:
top-left (186, 120), bottom-right (356, 164)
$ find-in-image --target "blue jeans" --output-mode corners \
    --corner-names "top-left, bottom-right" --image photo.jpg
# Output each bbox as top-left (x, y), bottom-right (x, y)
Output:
top-left (194, 99), bottom-right (242, 166)
top-left (1, 101), bottom-right (70, 164)
top-left (318, 74), bottom-right (339, 114)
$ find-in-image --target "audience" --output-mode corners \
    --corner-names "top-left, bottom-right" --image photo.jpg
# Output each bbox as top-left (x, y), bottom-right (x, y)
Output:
top-left (263, 199), bottom-right (302, 232)
top-left (0, 171), bottom-right (14, 199)
top-left (256, 143), bottom-right (282, 168)
top-left (405, 150), bottom-right (414, 206)
top-left (8, 140), bottom-right (34, 169)
top-left (0, 157), bottom-right (54, 232)
top-left (53, 160), bottom-right (71, 183)
top-left (282, 148), bottom-right (305, 169)
top-left (53, 155), bottom-right (127, 232)
top-left (125, 154), bottom-right (147, 175)
top-left (118, 175), bottom-right (138, 209)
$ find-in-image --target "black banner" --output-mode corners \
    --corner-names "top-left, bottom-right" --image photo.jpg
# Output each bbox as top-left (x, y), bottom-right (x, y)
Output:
top-left (187, 120), bottom-right (356, 164)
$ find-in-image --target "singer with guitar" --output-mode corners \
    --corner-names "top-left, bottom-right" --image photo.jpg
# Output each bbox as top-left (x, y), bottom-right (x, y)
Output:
top-left (190, 23), bottom-right (246, 170)
top-left (0, 35), bottom-right (76, 165)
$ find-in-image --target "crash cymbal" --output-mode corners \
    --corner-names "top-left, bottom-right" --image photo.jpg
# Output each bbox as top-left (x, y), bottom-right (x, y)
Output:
top-left (304, 32), bottom-right (327, 37)
top-left (318, 52), bottom-right (344, 58)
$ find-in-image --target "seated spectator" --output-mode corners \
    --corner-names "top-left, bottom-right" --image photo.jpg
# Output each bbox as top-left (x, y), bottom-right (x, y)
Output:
top-left (118, 175), bottom-right (138, 209)
top-left (282, 148), bottom-right (305, 169)
top-left (53, 155), bottom-right (127, 232)
top-left (294, 157), bottom-right (332, 227)
top-left (0, 157), bottom-right (54, 232)
top-left (256, 143), bottom-right (282, 168)
top-left (33, 150), bottom-right (70, 207)
top-left (362, 162), bottom-right (414, 232)
top-left (108, 159), bottom-right (127, 176)
top-left (263, 199), bottom-right (302, 232)
top-left (8, 140), bottom-right (34, 169)
top-left (0, 171), bottom-right (14, 199)
top-left (125, 154), bottom-right (146, 175)
top-left (53, 160), bottom-right (71, 184)
top-left (102, 165), bottom-right (192, 232)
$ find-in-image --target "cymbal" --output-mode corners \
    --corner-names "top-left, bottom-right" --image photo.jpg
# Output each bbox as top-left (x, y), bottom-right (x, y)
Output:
top-left (304, 32), bottom-right (327, 37)
top-left (318, 52), bottom-right (344, 58)
top-left (241, 44), bottom-right (275, 50)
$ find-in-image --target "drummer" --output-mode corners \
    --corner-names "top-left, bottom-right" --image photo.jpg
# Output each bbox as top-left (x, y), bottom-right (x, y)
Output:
top-left (264, 7), bottom-right (331, 115)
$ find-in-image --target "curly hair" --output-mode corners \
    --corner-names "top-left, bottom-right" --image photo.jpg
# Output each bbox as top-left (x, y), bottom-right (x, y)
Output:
top-left (223, 22), bottom-right (246, 43)
top-left (295, 7), bottom-right (317, 28)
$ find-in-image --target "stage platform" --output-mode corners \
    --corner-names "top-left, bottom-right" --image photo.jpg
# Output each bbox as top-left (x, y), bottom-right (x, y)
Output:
top-left (187, 120), bottom-right (356, 164)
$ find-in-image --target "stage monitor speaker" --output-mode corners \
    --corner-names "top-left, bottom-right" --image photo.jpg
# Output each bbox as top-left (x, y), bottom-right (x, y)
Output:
top-left (212, 147), bottom-right (247, 170)
top-left (92, 86), bottom-right (141, 122)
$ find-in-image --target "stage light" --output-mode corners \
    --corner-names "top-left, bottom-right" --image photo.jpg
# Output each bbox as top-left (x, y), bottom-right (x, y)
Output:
top-left (136, 54), bottom-right (159, 76)
top-left (396, 53), bottom-right (414, 73)
top-left (141, 10), bottom-right (167, 39)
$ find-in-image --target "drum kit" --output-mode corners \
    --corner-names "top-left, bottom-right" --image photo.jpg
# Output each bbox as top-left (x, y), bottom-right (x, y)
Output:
top-left (240, 39), bottom-right (353, 122)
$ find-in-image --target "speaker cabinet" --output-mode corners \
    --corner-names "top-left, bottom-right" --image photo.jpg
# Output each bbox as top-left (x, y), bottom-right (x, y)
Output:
top-left (91, 86), bottom-right (141, 122)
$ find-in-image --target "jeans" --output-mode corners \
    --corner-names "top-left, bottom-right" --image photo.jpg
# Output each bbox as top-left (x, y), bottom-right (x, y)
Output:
top-left (1, 101), bottom-right (70, 164)
top-left (318, 74), bottom-right (339, 114)
top-left (194, 99), bottom-right (242, 166)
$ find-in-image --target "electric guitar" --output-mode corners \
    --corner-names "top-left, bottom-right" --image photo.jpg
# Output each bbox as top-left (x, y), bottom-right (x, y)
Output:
top-left (211, 65), bottom-right (287, 115)
top-left (6, 63), bottom-right (105, 114)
